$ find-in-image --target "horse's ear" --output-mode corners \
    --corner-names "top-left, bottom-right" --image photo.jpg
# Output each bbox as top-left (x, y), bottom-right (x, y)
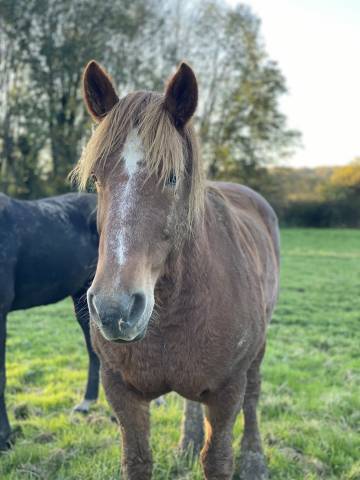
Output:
top-left (83, 60), bottom-right (119, 122)
top-left (164, 62), bottom-right (198, 128)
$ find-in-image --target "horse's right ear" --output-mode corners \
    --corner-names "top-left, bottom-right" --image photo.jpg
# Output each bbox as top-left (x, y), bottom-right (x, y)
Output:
top-left (83, 60), bottom-right (119, 122)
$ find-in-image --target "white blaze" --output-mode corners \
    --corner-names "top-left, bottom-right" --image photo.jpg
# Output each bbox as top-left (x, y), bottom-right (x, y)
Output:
top-left (122, 129), bottom-right (143, 176)
top-left (115, 129), bottom-right (143, 266)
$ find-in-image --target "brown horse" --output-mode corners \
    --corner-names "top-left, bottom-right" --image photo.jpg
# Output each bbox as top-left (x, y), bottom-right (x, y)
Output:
top-left (74, 60), bottom-right (280, 479)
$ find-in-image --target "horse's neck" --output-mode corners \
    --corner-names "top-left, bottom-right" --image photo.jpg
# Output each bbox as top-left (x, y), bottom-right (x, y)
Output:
top-left (156, 222), bottom-right (212, 318)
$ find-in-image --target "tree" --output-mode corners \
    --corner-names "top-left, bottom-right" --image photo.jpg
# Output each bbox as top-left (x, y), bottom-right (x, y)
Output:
top-left (329, 158), bottom-right (360, 196)
top-left (0, 0), bottom-right (299, 197)
top-left (134, 1), bottom-right (300, 182)
top-left (197, 4), bottom-right (300, 180)
top-left (0, 0), bottom-right (156, 196)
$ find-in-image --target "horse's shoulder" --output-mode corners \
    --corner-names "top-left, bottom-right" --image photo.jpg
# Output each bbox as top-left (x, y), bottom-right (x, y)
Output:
top-left (207, 181), bottom-right (280, 262)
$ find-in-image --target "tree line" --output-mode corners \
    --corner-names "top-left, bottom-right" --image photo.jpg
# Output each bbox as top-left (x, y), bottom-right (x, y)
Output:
top-left (266, 160), bottom-right (360, 227)
top-left (0, 0), bottom-right (298, 198)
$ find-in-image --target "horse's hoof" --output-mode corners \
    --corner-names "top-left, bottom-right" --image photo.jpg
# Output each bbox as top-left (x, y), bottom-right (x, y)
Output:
top-left (179, 433), bottom-right (203, 460)
top-left (178, 440), bottom-right (202, 463)
top-left (238, 450), bottom-right (269, 480)
top-left (0, 426), bottom-right (23, 452)
top-left (154, 396), bottom-right (166, 407)
top-left (72, 399), bottom-right (96, 414)
top-left (0, 435), bottom-right (11, 451)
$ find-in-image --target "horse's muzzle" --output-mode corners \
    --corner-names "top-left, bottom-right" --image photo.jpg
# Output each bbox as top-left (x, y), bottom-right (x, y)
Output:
top-left (87, 289), bottom-right (149, 342)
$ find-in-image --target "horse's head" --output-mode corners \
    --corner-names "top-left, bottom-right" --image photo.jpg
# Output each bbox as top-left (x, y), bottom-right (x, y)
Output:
top-left (76, 61), bottom-right (204, 342)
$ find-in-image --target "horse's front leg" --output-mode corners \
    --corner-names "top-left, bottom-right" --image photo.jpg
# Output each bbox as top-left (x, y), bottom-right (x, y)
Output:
top-left (0, 276), bottom-right (14, 450)
top-left (72, 292), bottom-right (100, 414)
top-left (101, 367), bottom-right (152, 480)
top-left (201, 376), bottom-right (246, 480)
top-left (0, 310), bottom-right (11, 450)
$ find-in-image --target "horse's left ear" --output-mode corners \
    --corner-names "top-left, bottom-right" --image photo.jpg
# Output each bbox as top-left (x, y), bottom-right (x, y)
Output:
top-left (83, 60), bottom-right (119, 122)
top-left (164, 62), bottom-right (198, 128)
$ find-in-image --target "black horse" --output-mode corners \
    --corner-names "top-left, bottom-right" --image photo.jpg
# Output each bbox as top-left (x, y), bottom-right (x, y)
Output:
top-left (0, 192), bottom-right (100, 449)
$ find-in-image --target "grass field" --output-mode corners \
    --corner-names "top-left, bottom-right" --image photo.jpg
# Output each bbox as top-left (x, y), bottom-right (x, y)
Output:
top-left (1, 229), bottom-right (359, 479)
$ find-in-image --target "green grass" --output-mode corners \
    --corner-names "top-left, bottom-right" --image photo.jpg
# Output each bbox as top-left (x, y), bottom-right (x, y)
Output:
top-left (1, 228), bottom-right (359, 479)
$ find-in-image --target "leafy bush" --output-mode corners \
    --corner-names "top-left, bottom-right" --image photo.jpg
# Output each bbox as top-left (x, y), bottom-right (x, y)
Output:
top-left (281, 198), bottom-right (360, 228)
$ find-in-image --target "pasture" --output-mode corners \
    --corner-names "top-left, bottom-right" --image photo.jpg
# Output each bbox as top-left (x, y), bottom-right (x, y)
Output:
top-left (1, 229), bottom-right (359, 480)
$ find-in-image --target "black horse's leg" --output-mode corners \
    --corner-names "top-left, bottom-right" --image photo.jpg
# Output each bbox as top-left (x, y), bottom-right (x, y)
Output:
top-left (0, 310), bottom-right (11, 450)
top-left (72, 291), bottom-right (100, 413)
top-left (179, 400), bottom-right (204, 458)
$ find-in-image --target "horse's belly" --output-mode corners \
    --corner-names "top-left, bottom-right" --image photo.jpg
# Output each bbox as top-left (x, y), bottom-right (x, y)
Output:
top-left (168, 374), bottom-right (211, 401)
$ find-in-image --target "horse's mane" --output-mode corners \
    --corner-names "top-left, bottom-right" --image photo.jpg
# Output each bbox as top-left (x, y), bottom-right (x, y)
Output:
top-left (72, 91), bottom-right (205, 227)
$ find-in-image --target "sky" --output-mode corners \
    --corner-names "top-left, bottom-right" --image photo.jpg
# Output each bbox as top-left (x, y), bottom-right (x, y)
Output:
top-left (227, 0), bottom-right (360, 168)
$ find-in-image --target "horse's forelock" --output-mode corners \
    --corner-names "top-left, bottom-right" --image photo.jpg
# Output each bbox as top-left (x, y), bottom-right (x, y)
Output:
top-left (72, 91), bottom-right (205, 228)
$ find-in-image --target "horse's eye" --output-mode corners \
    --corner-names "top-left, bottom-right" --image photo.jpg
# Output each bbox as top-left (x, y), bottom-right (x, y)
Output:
top-left (166, 172), bottom-right (177, 187)
top-left (90, 173), bottom-right (100, 191)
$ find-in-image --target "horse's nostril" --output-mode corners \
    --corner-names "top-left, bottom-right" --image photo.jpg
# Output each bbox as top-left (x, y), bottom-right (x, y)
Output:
top-left (88, 290), bottom-right (147, 332)
top-left (88, 291), bottom-right (112, 326)
top-left (87, 291), bottom-right (98, 318)
top-left (129, 292), bottom-right (146, 324)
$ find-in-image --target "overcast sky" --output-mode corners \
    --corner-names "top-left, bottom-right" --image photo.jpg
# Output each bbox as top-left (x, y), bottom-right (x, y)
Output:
top-left (227, 0), bottom-right (360, 167)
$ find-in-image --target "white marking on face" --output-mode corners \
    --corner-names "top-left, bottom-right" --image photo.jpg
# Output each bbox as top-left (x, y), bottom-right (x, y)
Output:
top-left (117, 241), bottom-right (126, 266)
top-left (122, 129), bottom-right (143, 176)
top-left (111, 129), bottom-right (143, 266)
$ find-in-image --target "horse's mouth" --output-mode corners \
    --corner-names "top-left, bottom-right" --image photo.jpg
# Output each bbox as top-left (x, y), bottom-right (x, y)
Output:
top-left (97, 319), bottom-right (148, 344)
top-left (112, 328), bottom-right (147, 343)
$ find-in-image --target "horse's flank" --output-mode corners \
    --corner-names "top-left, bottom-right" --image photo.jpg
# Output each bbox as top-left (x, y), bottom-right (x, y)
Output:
top-left (0, 192), bottom-right (101, 449)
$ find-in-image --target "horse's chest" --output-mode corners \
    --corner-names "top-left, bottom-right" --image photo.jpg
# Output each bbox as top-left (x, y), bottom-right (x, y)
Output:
top-left (93, 323), bottom-right (220, 398)
top-left (159, 321), bottom-right (236, 399)
top-left (95, 332), bottom-right (166, 396)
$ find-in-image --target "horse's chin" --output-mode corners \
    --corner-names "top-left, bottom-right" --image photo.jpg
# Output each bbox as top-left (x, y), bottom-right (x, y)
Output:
top-left (112, 329), bottom-right (147, 343)
top-left (99, 321), bottom-right (148, 344)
